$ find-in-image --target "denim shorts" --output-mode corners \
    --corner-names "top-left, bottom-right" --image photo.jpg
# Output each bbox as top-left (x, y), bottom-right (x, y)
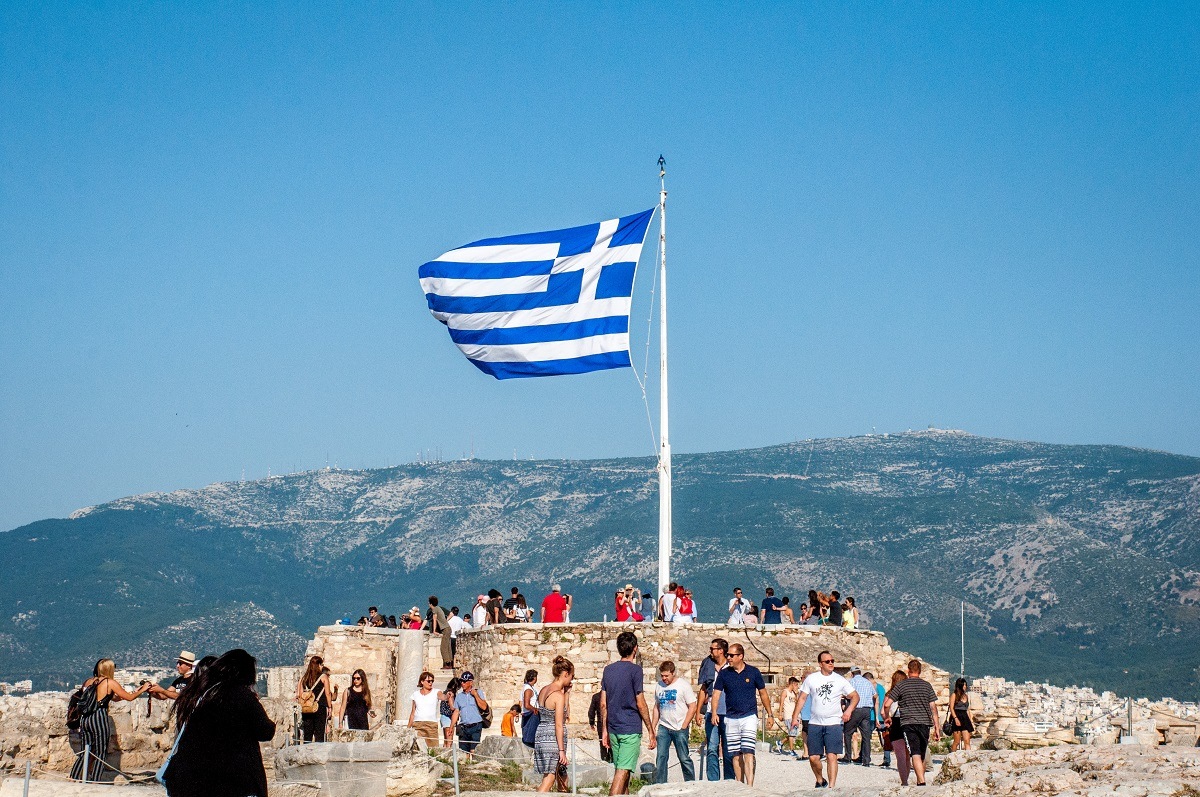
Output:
top-left (806, 723), bottom-right (845, 757)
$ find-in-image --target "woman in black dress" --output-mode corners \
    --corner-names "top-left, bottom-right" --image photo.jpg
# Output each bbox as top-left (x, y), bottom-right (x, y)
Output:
top-left (161, 648), bottom-right (276, 797)
top-left (335, 668), bottom-right (375, 730)
top-left (950, 677), bottom-right (975, 751)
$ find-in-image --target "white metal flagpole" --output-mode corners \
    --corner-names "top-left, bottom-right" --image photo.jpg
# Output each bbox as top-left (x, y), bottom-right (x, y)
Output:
top-left (657, 155), bottom-right (673, 598)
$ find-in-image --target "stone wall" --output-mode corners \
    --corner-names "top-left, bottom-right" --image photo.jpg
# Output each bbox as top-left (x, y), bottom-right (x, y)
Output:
top-left (455, 621), bottom-right (952, 725)
top-left (0, 691), bottom-right (296, 781)
top-left (283, 627), bottom-right (429, 724)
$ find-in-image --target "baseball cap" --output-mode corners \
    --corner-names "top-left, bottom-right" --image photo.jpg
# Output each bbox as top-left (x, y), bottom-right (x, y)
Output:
top-left (850, 666), bottom-right (862, 674)
top-left (460, 671), bottom-right (475, 682)
top-left (477, 594), bottom-right (487, 602)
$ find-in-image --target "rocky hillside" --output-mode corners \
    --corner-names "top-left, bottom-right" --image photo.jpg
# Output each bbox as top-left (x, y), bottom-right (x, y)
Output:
top-left (2, 430), bottom-right (1198, 696)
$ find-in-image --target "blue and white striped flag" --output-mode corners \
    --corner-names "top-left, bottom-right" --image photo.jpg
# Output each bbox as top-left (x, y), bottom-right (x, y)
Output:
top-left (419, 209), bottom-right (656, 379)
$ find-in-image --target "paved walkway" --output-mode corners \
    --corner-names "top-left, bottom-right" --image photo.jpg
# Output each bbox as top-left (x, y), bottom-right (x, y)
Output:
top-left (648, 745), bottom-right (943, 793)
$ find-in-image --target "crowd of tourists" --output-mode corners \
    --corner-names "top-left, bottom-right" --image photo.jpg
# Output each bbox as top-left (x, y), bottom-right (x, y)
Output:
top-left (67, 582), bottom-right (952, 795)
top-left (492, 628), bottom-right (968, 793)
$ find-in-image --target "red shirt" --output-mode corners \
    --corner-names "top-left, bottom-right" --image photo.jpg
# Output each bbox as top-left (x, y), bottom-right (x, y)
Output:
top-left (541, 592), bottom-right (568, 622)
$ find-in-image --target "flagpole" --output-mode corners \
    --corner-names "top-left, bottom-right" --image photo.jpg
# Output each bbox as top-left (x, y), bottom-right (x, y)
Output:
top-left (657, 155), bottom-right (672, 599)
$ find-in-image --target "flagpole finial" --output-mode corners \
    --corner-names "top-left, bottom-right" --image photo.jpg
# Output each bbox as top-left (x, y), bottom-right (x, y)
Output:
top-left (658, 154), bottom-right (665, 176)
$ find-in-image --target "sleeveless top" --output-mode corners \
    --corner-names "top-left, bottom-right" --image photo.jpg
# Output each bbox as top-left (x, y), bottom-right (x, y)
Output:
top-left (80, 679), bottom-right (114, 721)
top-left (346, 688), bottom-right (370, 730)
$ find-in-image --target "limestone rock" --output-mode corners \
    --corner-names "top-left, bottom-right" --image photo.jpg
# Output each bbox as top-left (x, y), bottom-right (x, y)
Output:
top-left (475, 734), bottom-right (531, 764)
top-left (638, 782), bottom-right (782, 797)
top-left (385, 752), bottom-right (441, 797)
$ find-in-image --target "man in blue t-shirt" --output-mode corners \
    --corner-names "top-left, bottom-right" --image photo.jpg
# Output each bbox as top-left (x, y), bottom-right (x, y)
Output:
top-left (710, 643), bottom-right (773, 786)
top-left (450, 671), bottom-right (489, 756)
top-left (600, 631), bottom-right (656, 795)
top-left (760, 588), bottom-right (784, 625)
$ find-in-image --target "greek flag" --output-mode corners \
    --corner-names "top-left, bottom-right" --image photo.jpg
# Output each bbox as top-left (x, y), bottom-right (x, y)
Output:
top-left (419, 209), bottom-right (656, 379)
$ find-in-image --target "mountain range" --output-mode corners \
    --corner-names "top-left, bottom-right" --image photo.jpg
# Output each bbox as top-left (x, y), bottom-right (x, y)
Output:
top-left (3, 429), bottom-right (1198, 698)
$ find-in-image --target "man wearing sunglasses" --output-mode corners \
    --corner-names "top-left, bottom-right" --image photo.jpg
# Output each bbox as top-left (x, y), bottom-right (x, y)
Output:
top-left (793, 651), bottom-right (857, 788)
top-left (709, 643), bottom-right (773, 786)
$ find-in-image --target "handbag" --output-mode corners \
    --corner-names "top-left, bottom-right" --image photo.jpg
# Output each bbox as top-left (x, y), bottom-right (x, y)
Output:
top-left (941, 713), bottom-right (955, 736)
top-left (521, 710), bottom-right (540, 747)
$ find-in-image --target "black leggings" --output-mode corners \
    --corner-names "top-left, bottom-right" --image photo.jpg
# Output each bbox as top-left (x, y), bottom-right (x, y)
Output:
top-left (302, 707), bottom-right (328, 742)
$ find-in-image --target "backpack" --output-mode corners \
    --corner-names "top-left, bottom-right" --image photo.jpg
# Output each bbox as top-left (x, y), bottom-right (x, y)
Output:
top-left (67, 682), bottom-right (99, 731)
top-left (299, 679), bottom-right (323, 714)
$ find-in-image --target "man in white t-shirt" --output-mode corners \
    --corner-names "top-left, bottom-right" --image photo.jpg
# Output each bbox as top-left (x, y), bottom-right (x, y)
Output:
top-left (658, 581), bottom-right (679, 622)
top-left (652, 660), bottom-right (698, 782)
top-left (447, 606), bottom-right (466, 666)
top-left (793, 650), bottom-right (858, 788)
top-left (727, 587), bottom-right (752, 626)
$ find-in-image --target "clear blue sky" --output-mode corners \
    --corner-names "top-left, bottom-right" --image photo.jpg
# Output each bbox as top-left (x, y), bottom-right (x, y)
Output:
top-left (2, 3), bottom-right (1198, 532)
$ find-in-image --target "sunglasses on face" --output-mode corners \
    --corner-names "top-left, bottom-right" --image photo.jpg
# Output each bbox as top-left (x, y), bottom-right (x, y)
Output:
top-left (820, 659), bottom-right (834, 664)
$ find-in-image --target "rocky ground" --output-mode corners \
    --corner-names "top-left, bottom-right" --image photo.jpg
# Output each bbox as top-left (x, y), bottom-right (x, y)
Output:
top-left (628, 745), bottom-right (1200, 797)
top-left (460, 744), bottom-right (1200, 797)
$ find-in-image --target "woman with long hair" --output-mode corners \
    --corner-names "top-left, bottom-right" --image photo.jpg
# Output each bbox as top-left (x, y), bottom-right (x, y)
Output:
top-left (950, 678), bottom-right (974, 751)
top-left (161, 648), bottom-right (275, 797)
top-left (534, 656), bottom-right (574, 792)
top-left (883, 670), bottom-right (911, 785)
top-left (296, 655), bottom-right (333, 742)
top-left (843, 597), bottom-right (859, 629)
top-left (514, 594), bottom-right (532, 623)
top-left (336, 668), bottom-right (375, 731)
top-left (440, 677), bottom-right (461, 746)
top-left (70, 659), bottom-right (152, 781)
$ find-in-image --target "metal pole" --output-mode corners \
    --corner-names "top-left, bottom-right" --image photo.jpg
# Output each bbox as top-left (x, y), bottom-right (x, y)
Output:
top-left (571, 738), bottom-right (578, 793)
top-left (83, 744), bottom-right (90, 783)
top-left (23, 760), bottom-right (31, 797)
top-left (960, 601), bottom-right (966, 677)
top-left (656, 154), bottom-right (672, 598)
top-left (452, 732), bottom-right (460, 795)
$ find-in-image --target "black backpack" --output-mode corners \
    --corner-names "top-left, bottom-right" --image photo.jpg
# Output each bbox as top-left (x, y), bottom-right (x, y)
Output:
top-left (66, 682), bottom-right (99, 731)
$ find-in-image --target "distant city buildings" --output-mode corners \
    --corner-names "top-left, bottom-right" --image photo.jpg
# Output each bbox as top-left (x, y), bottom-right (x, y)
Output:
top-left (971, 674), bottom-right (1200, 743)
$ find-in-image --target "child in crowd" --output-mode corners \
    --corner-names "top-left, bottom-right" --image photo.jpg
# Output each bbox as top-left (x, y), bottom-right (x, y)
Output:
top-left (501, 704), bottom-right (520, 737)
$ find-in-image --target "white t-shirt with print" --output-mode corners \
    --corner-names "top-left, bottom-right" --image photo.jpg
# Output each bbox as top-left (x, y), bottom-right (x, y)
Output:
top-left (655, 678), bottom-right (697, 731)
top-left (800, 672), bottom-right (855, 726)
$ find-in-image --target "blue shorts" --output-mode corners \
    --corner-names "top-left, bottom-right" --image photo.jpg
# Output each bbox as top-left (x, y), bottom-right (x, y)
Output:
top-left (806, 723), bottom-right (844, 757)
